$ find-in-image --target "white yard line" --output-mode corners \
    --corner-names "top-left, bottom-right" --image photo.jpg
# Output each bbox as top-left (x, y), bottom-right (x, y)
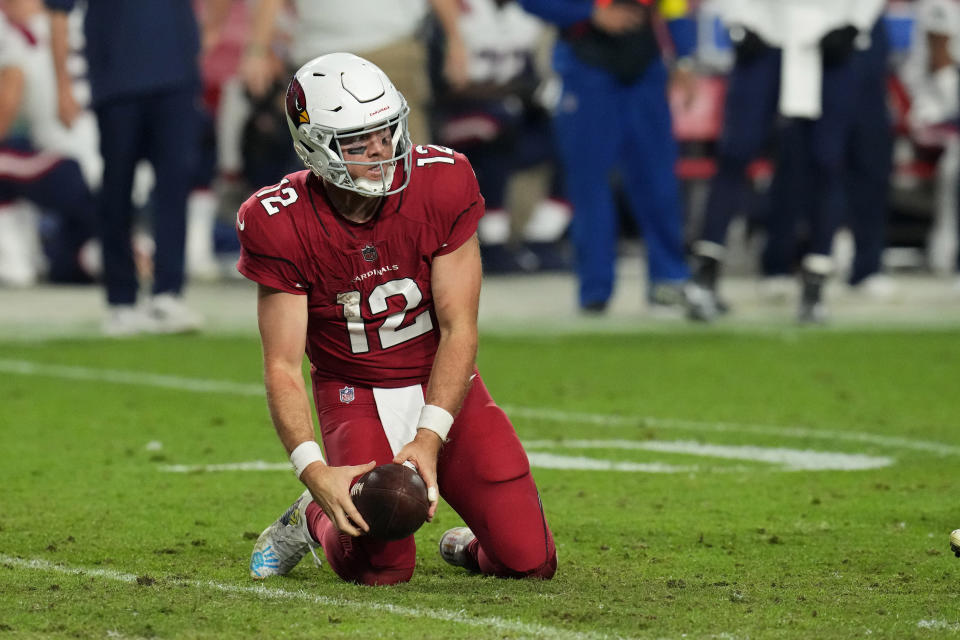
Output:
top-left (502, 405), bottom-right (960, 457)
top-left (0, 554), bottom-right (621, 640)
top-left (2, 358), bottom-right (958, 456)
top-left (917, 619), bottom-right (960, 632)
top-left (523, 440), bottom-right (893, 471)
top-left (0, 359), bottom-right (263, 396)
top-left (160, 461), bottom-right (291, 473)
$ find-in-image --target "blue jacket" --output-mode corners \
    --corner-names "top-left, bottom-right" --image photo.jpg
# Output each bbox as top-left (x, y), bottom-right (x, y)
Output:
top-left (45, 0), bottom-right (200, 106)
top-left (518, 0), bottom-right (696, 59)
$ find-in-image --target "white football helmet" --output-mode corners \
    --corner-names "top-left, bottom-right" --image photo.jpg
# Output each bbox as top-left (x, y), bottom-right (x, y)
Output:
top-left (285, 52), bottom-right (412, 196)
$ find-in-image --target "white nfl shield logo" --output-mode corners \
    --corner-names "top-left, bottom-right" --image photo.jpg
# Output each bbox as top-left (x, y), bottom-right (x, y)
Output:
top-left (339, 386), bottom-right (355, 404)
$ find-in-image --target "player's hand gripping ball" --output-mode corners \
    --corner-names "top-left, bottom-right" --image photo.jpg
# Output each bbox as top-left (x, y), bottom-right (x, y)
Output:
top-left (350, 463), bottom-right (430, 540)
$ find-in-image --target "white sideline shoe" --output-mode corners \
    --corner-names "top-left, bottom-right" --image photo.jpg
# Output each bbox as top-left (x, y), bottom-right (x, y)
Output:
top-left (102, 305), bottom-right (156, 337)
top-left (849, 274), bottom-right (898, 300)
top-left (148, 293), bottom-right (204, 334)
top-left (757, 276), bottom-right (795, 303)
top-left (250, 490), bottom-right (319, 579)
top-left (439, 526), bottom-right (479, 571)
top-left (951, 529), bottom-right (960, 558)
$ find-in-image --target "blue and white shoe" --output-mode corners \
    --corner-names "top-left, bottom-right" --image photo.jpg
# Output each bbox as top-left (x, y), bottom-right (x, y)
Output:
top-left (250, 490), bottom-right (319, 579)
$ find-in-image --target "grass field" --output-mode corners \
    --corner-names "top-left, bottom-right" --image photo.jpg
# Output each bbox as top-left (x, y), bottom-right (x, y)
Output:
top-left (1, 326), bottom-right (959, 638)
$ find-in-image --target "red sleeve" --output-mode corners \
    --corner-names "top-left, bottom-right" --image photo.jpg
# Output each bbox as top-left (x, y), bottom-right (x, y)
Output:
top-left (235, 182), bottom-right (310, 295)
top-left (434, 152), bottom-right (485, 257)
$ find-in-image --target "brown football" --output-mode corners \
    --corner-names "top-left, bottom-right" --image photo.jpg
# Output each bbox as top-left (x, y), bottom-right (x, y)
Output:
top-left (350, 463), bottom-right (430, 540)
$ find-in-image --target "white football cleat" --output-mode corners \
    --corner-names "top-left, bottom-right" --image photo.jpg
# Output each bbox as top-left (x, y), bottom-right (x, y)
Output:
top-left (250, 490), bottom-right (320, 579)
top-left (950, 529), bottom-right (960, 558)
top-left (439, 526), bottom-right (479, 571)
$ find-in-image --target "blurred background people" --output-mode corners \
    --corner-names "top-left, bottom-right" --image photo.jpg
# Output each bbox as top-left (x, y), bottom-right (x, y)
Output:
top-left (760, 13), bottom-right (894, 304)
top-left (427, 0), bottom-right (571, 273)
top-left (688, 0), bottom-right (889, 323)
top-left (239, 0), bottom-right (468, 146)
top-left (45, 0), bottom-right (229, 335)
top-left (0, 0), bottom-right (96, 287)
top-left (519, 0), bottom-right (706, 316)
top-left (904, 0), bottom-right (960, 290)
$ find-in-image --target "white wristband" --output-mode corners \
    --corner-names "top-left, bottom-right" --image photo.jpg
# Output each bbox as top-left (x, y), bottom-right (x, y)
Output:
top-left (289, 441), bottom-right (325, 479)
top-left (417, 404), bottom-right (454, 442)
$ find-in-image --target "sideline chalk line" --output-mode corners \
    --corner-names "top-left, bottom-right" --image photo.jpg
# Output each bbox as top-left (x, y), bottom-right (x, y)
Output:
top-left (0, 554), bottom-right (622, 640)
top-left (2, 358), bottom-right (958, 456)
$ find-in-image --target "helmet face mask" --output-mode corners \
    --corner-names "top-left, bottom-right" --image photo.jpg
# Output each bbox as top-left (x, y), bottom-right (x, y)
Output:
top-left (285, 53), bottom-right (413, 197)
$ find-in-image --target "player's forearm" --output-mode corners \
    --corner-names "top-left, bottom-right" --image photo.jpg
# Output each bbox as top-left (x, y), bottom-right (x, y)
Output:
top-left (428, 0), bottom-right (463, 46)
top-left (424, 324), bottom-right (478, 417)
top-left (245, 0), bottom-right (284, 54)
top-left (0, 67), bottom-right (24, 139)
top-left (48, 11), bottom-right (72, 89)
top-left (201, 0), bottom-right (234, 50)
top-left (264, 361), bottom-right (317, 455)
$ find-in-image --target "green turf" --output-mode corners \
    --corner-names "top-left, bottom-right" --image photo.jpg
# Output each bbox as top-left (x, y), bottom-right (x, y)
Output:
top-left (1, 329), bottom-right (958, 638)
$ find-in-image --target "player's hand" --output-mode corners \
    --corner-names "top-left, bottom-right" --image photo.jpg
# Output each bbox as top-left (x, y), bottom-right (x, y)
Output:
top-left (591, 3), bottom-right (645, 35)
top-left (300, 460), bottom-right (376, 537)
top-left (393, 429), bottom-right (443, 521)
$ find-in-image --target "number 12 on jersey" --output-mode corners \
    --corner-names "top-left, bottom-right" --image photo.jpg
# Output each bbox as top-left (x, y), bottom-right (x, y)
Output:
top-left (337, 278), bottom-right (434, 353)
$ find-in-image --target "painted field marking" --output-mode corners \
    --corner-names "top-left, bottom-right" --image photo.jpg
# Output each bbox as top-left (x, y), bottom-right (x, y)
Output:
top-left (502, 405), bottom-right (960, 457)
top-left (0, 359), bottom-right (263, 396)
top-left (159, 435), bottom-right (892, 476)
top-left (158, 458), bottom-right (717, 475)
top-left (0, 554), bottom-right (621, 640)
top-left (3, 358), bottom-right (958, 457)
top-left (917, 619), bottom-right (960, 632)
top-left (160, 461), bottom-right (291, 473)
top-left (523, 439), bottom-right (893, 471)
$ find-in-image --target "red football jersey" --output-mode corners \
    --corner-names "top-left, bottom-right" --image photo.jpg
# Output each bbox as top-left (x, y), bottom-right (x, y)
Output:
top-left (236, 145), bottom-right (484, 388)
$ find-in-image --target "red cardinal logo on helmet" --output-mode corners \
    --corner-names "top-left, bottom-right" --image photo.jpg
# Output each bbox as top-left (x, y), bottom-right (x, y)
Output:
top-left (286, 78), bottom-right (310, 128)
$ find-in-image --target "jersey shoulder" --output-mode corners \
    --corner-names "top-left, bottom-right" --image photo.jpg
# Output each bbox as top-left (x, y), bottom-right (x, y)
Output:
top-left (401, 145), bottom-right (484, 254)
top-left (237, 170), bottom-right (314, 256)
top-left (406, 144), bottom-right (481, 218)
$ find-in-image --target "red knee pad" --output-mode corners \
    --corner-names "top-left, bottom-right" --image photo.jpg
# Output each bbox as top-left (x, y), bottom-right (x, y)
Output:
top-left (309, 504), bottom-right (417, 586)
top-left (323, 531), bottom-right (417, 586)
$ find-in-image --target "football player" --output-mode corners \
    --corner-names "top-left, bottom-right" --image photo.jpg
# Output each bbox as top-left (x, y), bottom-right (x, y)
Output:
top-left (240, 53), bottom-right (557, 585)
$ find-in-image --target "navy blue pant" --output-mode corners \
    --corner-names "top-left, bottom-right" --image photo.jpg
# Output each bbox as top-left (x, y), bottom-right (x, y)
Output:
top-left (552, 54), bottom-right (689, 307)
top-left (763, 22), bottom-right (890, 277)
top-left (700, 48), bottom-right (781, 248)
top-left (844, 22), bottom-right (892, 284)
top-left (95, 86), bottom-right (199, 304)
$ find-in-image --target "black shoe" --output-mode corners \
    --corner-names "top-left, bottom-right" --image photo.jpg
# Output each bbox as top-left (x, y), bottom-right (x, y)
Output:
top-left (580, 300), bottom-right (609, 314)
top-left (523, 241), bottom-right (571, 271)
top-left (692, 254), bottom-right (720, 291)
top-left (798, 270), bottom-right (827, 324)
top-left (480, 244), bottom-right (538, 274)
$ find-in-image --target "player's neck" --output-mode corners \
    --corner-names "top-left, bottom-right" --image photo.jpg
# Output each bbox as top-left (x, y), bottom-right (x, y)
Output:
top-left (324, 181), bottom-right (383, 224)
